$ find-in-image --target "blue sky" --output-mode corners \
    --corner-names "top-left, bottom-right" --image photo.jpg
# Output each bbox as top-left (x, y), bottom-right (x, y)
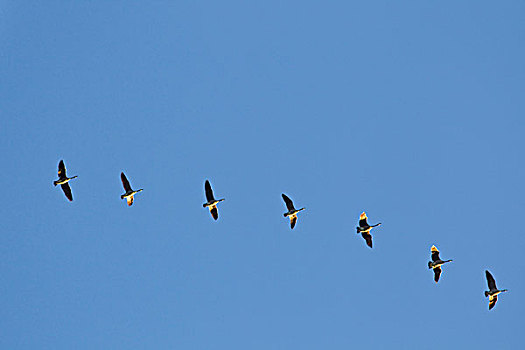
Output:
top-left (1, 1), bottom-right (524, 349)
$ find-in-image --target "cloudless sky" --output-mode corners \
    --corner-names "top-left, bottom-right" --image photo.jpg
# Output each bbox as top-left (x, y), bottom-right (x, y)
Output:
top-left (1, 1), bottom-right (524, 349)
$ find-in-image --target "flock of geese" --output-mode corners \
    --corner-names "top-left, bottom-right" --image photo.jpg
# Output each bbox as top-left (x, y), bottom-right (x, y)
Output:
top-left (53, 159), bottom-right (509, 311)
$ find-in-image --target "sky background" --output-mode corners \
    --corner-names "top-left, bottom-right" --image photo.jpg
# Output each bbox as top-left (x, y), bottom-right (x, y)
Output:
top-left (1, 1), bottom-right (524, 349)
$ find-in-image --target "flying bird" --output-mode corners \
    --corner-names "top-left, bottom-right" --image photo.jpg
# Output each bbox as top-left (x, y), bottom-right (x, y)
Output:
top-left (356, 212), bottom-right (381, 248)
top-left (202, 180), bottom-right (224, 220)
top-left (120, 172), bottom-right (143, 206)
top-left (484, 270), bottom-right (508, 310)
top-left (427, 245), bottom-right (453, 283)
top-left (281, 193), bottom-right (305, 229)
top-left (53, 160), bottom-right (77, 201)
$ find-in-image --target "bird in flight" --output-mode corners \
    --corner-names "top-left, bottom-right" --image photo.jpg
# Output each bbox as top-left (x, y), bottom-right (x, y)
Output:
top-left (120, 172), bottom-right (143, 206)
top-left (53, 160), bottom-right (77, 201)
top-left (356, 212), bottom-right (381, 248)
top-left (281, 193), bottom-right (305, 229)
top-left (427, 245), bottom-right (453, 283)
top-left (203, 180), bottom-right (224, 220)
top-left (484, 270), bottom-right (508, 310)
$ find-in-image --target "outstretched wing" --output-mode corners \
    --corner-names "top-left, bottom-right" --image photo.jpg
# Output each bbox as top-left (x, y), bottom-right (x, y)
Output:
top-left (290, 215), bottom-right (297, 229)
top-left (359, 212), bottom-right (369, 227)
top-left (205, 180), bottom-right (215, 202)
top-left (431, 246), bottom-right (441, 262)
top-left (433, 267), bottom-right (442, 283)
top-left (61, 183), bottom-right (73, 201)
top-left (489, 294), bottom-right (498, 310)
top-left (282, 194), bottom-right (295, 211)
top-left (121, 172), bottom-right (132, 192)
top-left (58, 160), bottom-right (67, 178)
top-left (210, 206), bottom-right (219, 220)
top-left (486, 270), bottom-right (497, 290)
top-left (361, 232), bottom-right (373, 248)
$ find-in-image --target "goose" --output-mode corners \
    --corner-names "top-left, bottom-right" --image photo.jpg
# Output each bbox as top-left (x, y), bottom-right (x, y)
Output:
top-left (485, 270), bottom-right (508, 310)
top-left (428, 245), bottom-right (453, 283)
top-left (356, 212), bottom-right (381, 248)
top-left (120, 172), bottom-right (143, 206)
top-left (281, 193), bottom-right (305, 229)
top-left (202, 180), bottom-right (224, 220)
top-left (53, 160), bottom-right (77, 201)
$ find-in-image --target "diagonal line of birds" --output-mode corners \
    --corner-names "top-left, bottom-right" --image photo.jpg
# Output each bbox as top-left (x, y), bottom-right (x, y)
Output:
top-left (53, 159), bottom-right (509, 311)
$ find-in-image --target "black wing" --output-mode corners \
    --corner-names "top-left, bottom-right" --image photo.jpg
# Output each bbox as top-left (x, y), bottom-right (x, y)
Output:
top-left (359, 217), bottom-right (369, 227)
top-left (61, 183), bottom-right (73, 201)
top-left (282, 194), bottom-right (295, 211)
top-left (433, 267), bottom-right (442, 283)
top-left (431, 250), bottom-right (441, 262)
top-left (489, 295), bottom-right (498, 310)
top-left (290, 215), bottom-right (297, 229)
top-left (486, 270), bottom-right (497, 290)
top-left (210, 206), bottom-right (218, 220)
top-left (205, 180), bottom-right (215, 202)
top-left (361, 232), bottom-right (373, 248)
top-left (121, 172), bottom-right (132, 192)
top-left (58, 160), bottom-right (67, 178)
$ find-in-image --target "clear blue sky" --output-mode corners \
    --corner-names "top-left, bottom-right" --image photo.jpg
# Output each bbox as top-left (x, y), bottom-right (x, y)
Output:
top-left (1, 1), bottom-right (524, 349)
